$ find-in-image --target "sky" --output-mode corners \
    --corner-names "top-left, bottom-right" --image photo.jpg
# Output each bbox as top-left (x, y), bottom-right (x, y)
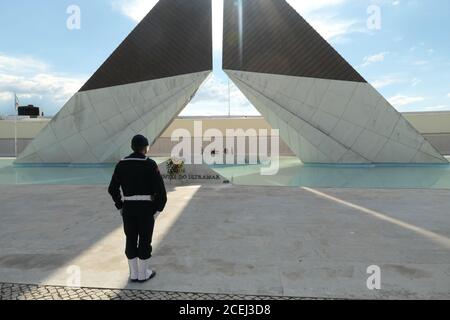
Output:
top-left (0, 0), bottom-right (450, 117)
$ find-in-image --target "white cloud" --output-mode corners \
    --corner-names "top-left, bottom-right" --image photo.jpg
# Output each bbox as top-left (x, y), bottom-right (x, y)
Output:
top-left (423, 105), bottom-right (449, 111)
top-left (112, 0), bottom-right (159, 22)
top-left (286, 0), bottom-right (347, 15)
top-left (286, 0), bottom-right (358, 41)
top-left (0, 92), bottom-right (13, 102)
top-left (447, 93), bottom-right (450, 98)
top-left (0, 53), bottom-right (86, 115)
top-left (212, 0), bottom-right (224, 52)
top-left (371, 76), bottom-right (421, 89)
top-left (0, 53), bottom-right (48, 74)
top-left (361, 52), bottom-right (389, 67)
top-left (370, 74), bottom-right (405, 89)
top-left (411, 78), bottom-right (421, 87)
top-left (413, 60), bottom-right (429, 66)
top-left (388, 94), bottom-right (425, 107)
top-left (181, 75), bottom-right (259, 116)
top-left (307, 17), bottom-right (357, 41)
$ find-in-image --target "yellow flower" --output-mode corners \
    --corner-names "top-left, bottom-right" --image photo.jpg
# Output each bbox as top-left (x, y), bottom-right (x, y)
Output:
top-left (171, 157), bottom-right (184, 165)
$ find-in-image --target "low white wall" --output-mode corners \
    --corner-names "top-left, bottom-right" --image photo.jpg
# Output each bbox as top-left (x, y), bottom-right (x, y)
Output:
top-left (1, 113), bottom-right (449, 157)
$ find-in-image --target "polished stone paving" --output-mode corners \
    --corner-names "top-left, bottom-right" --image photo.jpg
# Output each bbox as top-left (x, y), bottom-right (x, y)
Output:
top-left (0, 184), bottom-right (449, 299)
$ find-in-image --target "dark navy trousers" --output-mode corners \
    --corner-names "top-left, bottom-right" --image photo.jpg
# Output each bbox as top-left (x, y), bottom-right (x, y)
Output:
top-left (122, 202), bottom-right (156, 260)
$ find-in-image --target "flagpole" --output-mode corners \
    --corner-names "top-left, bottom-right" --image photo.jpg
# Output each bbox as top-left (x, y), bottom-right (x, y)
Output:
top-left (228, 78), bottom-right (231, 117)
top-left (14, 93), bottom-right (18, 158)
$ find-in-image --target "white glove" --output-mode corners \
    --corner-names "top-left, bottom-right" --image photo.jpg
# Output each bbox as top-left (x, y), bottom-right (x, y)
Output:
top-left (154, 211), bottom-right (161, 219)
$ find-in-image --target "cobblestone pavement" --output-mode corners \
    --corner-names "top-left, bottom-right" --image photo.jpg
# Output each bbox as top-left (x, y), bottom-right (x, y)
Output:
top-left (0, 283), bottom-right (318, 300)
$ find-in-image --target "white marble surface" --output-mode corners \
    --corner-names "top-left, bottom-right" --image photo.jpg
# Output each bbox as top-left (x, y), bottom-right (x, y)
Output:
top-left (16, 71), bottom-right (210, 164)
top-left (226, 70), bottom-right (447, 164)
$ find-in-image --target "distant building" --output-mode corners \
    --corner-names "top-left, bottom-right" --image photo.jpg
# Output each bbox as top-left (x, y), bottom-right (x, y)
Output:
top-left (18, 105), bottom-right (40, 118)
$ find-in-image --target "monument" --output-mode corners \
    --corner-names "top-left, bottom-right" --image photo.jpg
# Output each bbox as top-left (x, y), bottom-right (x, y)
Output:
top-left (16, 0), bottom-right (447, 164)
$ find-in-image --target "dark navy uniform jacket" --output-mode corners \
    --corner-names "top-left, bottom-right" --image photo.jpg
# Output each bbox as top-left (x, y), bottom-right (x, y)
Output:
top-left (108, 153), bottom-right (167, 213)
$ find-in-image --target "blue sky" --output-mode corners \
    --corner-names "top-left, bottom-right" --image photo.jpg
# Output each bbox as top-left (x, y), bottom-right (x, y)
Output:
top-left (0, 0), bottom-right (449, 117)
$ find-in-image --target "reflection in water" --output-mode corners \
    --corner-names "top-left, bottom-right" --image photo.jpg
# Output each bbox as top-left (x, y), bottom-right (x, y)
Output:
top-left (1, 157), bottom-right (450, 189)
top-left (0, 158), bottom-right (168, 186)
top-left (0, 160), bottom-right (114, 185)
top-left (211, 157), bottom-right (450, 190)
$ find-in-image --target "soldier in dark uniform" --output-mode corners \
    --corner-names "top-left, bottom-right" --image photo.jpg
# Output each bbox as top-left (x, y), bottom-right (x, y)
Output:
top-left (108, 135), bottom-right (167, 283)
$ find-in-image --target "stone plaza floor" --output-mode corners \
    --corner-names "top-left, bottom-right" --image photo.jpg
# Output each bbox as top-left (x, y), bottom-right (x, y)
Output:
top-left (0, 183), bottom-right (449, 300)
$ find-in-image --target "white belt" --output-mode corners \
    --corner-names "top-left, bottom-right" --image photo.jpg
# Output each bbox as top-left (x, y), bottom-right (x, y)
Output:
top-left (123, 195), bottom-right (154, 201)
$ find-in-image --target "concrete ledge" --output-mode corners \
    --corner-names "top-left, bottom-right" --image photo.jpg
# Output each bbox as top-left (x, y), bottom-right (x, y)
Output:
top-left (158, 161), bottom-right (229, 185)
